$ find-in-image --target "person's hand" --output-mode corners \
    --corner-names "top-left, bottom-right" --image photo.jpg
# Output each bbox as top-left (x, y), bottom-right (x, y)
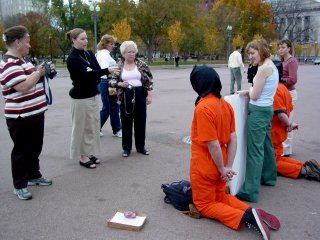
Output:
top-left (108, 66), bottom-right (120, 75)
top-left (146, 94), bottom-right (152, 105)
top-left (291, 123), bottom-right (299, 130)
top-left (117, 82), bottom-right (129, 88)
top-left (36, 65), bottom-right (46, 77)
top-left (220, 167), bottom-right (236, 182)
top-left (287, 123), bottom-right (299, 132)
top-left (47, 61), bottom-right (56, 72)
top-left (236, 90), bottom-right (249, 96)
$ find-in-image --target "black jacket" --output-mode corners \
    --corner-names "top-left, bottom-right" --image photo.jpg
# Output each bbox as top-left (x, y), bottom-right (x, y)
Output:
top-left (67, 47), bottom-right (110, 99)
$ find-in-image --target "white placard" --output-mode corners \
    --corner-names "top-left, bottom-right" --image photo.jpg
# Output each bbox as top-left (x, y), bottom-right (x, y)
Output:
top-left (224, 94), bottom-right (249, 195)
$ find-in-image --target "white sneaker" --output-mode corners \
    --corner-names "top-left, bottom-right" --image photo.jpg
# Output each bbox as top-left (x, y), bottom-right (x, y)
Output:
top-left (13, 188), bottom-right (32, 200)
top-left (112, 130), bottom-right (122, 138)
top-left (100, 131), bottom-right (104, 137)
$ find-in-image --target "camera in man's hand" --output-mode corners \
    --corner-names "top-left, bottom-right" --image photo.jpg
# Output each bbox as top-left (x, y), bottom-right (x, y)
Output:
top-left (43, 62), bottom-right (57, 79)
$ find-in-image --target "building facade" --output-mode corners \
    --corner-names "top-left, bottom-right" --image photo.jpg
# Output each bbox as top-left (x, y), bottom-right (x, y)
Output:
top-left (0, 0), bottom-right (44, 21)
top-left (268, 0), bottom-right (320, 43)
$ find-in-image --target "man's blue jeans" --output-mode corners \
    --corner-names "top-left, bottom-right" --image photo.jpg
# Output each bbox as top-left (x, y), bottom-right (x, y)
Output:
top-left (98, 79), bottom-right (121, 134)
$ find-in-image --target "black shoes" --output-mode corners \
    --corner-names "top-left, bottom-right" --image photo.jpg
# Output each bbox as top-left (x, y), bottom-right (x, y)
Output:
top-left (137, 148), bottom-right (150, 155)
top-left (122, 150), bottom-right (131, 157)
top-left (122, 148), bottom-right (150, 157)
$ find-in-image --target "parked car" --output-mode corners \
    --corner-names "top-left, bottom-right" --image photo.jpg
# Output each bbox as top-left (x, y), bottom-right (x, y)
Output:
top-left (314, 57), bottom-right (320, 65)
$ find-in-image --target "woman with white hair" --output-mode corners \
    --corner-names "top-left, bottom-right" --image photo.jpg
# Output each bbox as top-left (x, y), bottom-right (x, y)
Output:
top-left (109, 41), bottom-right (153, 157)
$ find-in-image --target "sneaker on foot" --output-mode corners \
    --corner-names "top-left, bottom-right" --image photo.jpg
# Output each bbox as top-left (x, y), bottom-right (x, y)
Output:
top-left (112, 130), bottom-right (122, 138)
top-left (242, 208), bottom-right (270, 240)
top-left (304, 161), bottom-right (320, 181)
top-left (13, 188), bottom-right (32, 200)
top-left (100, 131), bottom-right (104, 137)
top-left (28, 177), bottom-right (52, 186)
top-left (256, 208), bottom-right (280, 230)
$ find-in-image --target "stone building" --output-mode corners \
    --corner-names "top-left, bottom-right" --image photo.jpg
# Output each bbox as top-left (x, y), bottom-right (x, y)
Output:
top-left (267, 0), bottom-right (320, 43)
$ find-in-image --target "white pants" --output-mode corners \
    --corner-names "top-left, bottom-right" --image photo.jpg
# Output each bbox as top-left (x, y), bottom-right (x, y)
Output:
top-left (283, 89), bottom-right (298, 155)
top-left (70, 96), bottom-right (100, 160)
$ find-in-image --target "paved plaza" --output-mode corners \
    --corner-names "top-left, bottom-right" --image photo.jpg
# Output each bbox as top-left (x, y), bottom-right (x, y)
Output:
top-left (0, 64), bottom-right (319, 240)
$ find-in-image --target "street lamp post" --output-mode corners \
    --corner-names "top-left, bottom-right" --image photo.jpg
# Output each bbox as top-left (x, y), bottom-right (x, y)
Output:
top-left (89, 1), bottom-right (100, 54)
top-left (227, 25), bottom-right (232, 60)
top-left (49, 35), bottom-right (52, 61)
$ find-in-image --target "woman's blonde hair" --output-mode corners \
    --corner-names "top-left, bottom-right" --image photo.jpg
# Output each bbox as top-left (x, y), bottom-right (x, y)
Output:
top-left (97, 34), bottom-right (116, 50)
top-left (120, 41), bottom-right (138, 55)
top-left (246, 39), bottom-right (271, 62)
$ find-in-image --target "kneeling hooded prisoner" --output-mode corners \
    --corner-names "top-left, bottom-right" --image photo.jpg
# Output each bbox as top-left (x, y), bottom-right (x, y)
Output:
top-left (189, 65), bottom-right (279, 240)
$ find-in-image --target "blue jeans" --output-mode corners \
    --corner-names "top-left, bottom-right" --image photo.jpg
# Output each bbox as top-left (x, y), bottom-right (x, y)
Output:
top-left (98, 79), bottom-right (121, 134)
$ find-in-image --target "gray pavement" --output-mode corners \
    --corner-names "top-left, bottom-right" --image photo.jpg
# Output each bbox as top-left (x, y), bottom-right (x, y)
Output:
top-left (0, 64), bottom-right (319, 240)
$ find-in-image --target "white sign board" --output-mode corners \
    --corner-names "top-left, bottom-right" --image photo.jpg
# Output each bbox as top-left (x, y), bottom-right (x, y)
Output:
top-left (224, 95), bottom-right (249, 195)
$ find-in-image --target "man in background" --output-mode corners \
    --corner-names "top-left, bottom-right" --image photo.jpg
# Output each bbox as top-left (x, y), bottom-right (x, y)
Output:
top-left (228, 46), bottom-right (245, 94)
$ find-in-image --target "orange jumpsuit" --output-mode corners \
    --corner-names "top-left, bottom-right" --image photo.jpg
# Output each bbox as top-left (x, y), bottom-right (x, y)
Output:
top-left (190, 94), bottom-right (249, 230)
top-left (271, 83), bottom-right (303, 179)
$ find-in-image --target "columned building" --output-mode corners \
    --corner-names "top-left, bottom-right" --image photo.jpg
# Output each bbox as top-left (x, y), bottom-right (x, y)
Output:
top-left (268, 0), bottom-right (320, 43)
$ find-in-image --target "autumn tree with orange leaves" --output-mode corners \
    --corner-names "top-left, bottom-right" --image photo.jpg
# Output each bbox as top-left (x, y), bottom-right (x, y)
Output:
top-left (211, 0), bottom-right (276, 55)
top-left (167, 21), bottom-right (184, 55)
top-left (112, 18), bottom-right (132, 43)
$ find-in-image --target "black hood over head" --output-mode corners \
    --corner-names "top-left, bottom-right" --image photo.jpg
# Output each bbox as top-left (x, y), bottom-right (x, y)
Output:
top-left (190, 65), bottom-right (222, 104)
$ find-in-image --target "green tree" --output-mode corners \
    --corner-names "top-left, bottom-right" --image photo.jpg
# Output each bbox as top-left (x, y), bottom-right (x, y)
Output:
top-left (0, 22), bottom-right (6, 52)
top-left (99, 0), bottom-right (135, 36)
top-left (17, 12), bottom-right (51, 59)
top-left (203, 28), bottom-right (219, 61)
top-left (133, 0), bottom-right (199, 62)
top-left (46, 0), bottom-right (92, 61)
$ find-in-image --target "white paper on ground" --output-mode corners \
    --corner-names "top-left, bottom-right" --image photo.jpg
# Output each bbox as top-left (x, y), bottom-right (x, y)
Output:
top-left (109, 212), bottom-right (146, 227)
top-left (224, 94), bottom-right (249, 195)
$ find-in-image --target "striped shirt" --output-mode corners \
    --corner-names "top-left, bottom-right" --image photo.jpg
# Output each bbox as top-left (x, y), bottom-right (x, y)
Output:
top-left (0, 55), bottom-right (47, 118)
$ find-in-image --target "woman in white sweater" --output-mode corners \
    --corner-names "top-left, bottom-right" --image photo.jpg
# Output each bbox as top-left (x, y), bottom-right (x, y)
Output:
top-left (96, 34), bottom-right (122, 138)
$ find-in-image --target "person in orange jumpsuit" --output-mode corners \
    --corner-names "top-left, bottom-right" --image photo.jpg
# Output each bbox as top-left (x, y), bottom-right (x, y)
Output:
top-left (272, 82), bottom-right (320, 180)
top-left (189, 65), bottom-right (280, 240)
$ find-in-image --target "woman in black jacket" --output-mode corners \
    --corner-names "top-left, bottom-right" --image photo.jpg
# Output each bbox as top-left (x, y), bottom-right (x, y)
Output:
top-left (66, 28), bottom-right (119, 169)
